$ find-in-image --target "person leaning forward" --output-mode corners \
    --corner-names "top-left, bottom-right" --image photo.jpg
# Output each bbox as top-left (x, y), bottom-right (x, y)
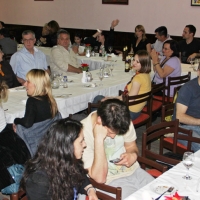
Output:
top-left (79, 99), bottom-right (154, 199)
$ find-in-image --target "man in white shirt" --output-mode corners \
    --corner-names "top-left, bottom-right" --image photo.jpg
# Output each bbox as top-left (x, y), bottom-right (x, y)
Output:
top-left (50, 29), bottom-right (82, 76)
top-left (151, 26), bottom-right (171, 56)
top-left (79, 99), bottom-right (154, 199)
top-left (10, 30), bottom-right (49, 85)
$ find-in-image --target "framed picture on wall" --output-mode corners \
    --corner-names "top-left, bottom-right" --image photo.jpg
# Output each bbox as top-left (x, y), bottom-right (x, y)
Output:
top-left (102, 0), bottom-right (128, 5)
top-left (191, 0), bottom-right (200, 6)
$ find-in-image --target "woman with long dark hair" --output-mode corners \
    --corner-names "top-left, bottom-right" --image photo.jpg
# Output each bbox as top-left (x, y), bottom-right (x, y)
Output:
top-left (21, 118), bottom-right (98, 200)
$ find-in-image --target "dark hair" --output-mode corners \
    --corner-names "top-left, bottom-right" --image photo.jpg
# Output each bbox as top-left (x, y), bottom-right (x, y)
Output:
top-left (0, 21), bottom-right (5, 27)
top-left (0, 28), bottom-right (9, 37)
top-left (21, 118), bottom-right (86, 200)
top-left (163, 40), bottom-right (179, 57)
top-left (57, 29), bottom-right (70, 39)
top-left (0, 45), bottom-right (2, 51)
top-left (155, 26), bottom-right (168, 37)
top-left (74, 32), bottom-right (82, 39)
top-left (47, 20), bottom-right (60, 34)
top-left (97, 99), bottom-right (130, 135)
top-left (22, 30), bottom-right (35, 38)
top-left (186, 24), bottom-right (196, 36)
top-left (135, 50), bottom-right (151, 73)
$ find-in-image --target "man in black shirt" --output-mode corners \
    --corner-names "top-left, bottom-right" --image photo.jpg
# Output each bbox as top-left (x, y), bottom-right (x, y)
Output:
top-left (178, 25), bottom-right (200, 63)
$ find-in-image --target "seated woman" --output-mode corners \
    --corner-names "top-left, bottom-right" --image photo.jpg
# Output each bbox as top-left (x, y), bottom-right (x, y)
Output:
top-left (73, 32), bottom-right (85, 56)
top-left (151, 40), bottom-right (181, 97)
top-left (131, 25), bottom-right (151, 55)
top-left (35, 23), bottom-right (51, 47)
top-left (95, 50), bottom-right (151, 120)
top-left (84, 19), bottom-right (119, 53)
top-left (0, 46), bottom-right (20, 88)
top-left (0, 82), bottom-right (30, 191)
top-left (20, 118), bottom-right (98, 200)
top-left (13, 69), bottom-right (61, 157)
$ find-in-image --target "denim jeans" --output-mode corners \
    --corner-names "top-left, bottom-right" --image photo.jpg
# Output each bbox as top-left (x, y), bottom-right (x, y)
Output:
top-left (179, 124), bottom-right (200, 152)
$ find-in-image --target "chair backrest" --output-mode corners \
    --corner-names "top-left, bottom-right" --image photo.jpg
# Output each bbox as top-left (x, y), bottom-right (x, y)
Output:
top-left (87, 102), bottom-right (101, 114)
top-left (3, 53), bottom-right (13, 61)
top-left (123, 91), bottom-right (152, 127)
top-left (166, 72), bottom-right (191, 103)
top-left (142, 119), bottom-right (181, 166)
top-left (161, 103), bottom-right (175, 122)
top-left (89, 178), bottom-right (122, 200)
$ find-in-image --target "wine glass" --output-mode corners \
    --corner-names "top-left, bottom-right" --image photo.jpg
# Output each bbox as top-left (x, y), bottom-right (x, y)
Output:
top-left (109, 62), bottom-right (115, 76)
top-left (94, 46), bottom-right (98, 53)
top-left (98, 71), bottom-right (104, 86)
top-left (182, 151), bottom-right (194, 180)
top-left (188, 58), bottom-right (195, 68)
top-left (108, 46), bottom-right (113, 54)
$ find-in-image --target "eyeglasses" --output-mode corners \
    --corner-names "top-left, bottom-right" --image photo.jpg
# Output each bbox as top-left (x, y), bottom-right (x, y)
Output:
top-left (23, 38), bottom-right (35, 43)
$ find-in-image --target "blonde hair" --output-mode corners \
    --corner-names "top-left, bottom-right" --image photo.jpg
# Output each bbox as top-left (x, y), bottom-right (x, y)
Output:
top-left (0, 81), bottom-right (8, 103)
top-left (26, 69), bottom-right (58, 117)
top-left (135, 25), bottom-right (147, 41)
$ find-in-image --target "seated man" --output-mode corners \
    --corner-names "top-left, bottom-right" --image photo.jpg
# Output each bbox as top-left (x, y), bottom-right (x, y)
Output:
top-left (178, 25), bottom-right (200, 63)
top-left (0, 28), bottom-right (17, 55)
top-left (80, 99), bottom-right (154, 199)
top-left (151, 26), bottom-right (171, 56)
top-left (10, 30), bottom-right (49, 85)
top-left (50, 29), bottom-right (82, 76)
top-left (175, 64), bottom-right (200, 152)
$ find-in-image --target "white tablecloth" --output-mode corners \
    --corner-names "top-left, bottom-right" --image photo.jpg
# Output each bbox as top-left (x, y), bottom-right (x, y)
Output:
top-left (124, 150), bottom-right (200, 200)
top-left (3, 61), bottom-right (133, 123)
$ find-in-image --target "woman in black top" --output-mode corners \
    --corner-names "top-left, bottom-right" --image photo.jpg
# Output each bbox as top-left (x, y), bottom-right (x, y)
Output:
top-left (13, 69), bottom-right (58, 129)
top-left (21, 118), bottom-right (98, 200)
top-left (131, 25), bottom-right (151, 55)
top-left (35, 24), bottom-right (51, 47)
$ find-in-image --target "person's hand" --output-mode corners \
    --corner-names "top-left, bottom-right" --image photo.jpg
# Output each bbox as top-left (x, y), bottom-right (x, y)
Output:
top-left (111, 19), bottom-right (119, 29)
top-left (150, 49), bottom-right (159, 63)
top-left (187, 53), bottom-right (196, 62)
top-left (72, 45), bottom-right (79, 54)
top-left (88, 188), bottom-right (98, 200)
top-left (93, 31), bottom-right (101, 38)
top-left (13, 123), bottom-right (17, 133)
top-left (93, 123), bottom-right (107, 141)
top-left (115, 152), bottom-right (137, 168)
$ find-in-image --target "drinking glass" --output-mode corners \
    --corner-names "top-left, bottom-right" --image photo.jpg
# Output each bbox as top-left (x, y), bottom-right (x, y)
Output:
top-left (182, 151), bottom-right (194, 180)
top-left (108, 46), bottom-right (113, 54)
top-left (109, 62), bottom-right (115, 76)
top-left (188, 58), bottom-right (195, 68)
top-left (94, 46), bottom-right (98, 53)
top-left (98, 71), bottom-right (104, 86)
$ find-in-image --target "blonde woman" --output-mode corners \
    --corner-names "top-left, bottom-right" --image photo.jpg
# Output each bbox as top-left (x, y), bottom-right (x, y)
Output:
top-left (131, 25), bottom-right (151, 55)
top-left (13, 69), bottom-right (61, 157)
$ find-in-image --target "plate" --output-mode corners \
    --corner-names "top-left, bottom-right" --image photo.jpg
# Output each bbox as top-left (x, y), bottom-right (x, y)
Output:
top-left (151, 182), bottom-right (177, 195)
top-left (83, 83), bottom-right (97, 88)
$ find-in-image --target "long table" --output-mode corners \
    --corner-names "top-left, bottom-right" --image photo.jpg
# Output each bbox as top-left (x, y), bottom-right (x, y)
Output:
top-left (125, 150), bottom-right (200, 200)
top-left (4, 61), bottom-right (132, 123)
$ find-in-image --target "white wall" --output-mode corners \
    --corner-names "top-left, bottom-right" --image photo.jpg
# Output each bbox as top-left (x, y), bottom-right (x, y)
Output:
top-left (1, 0), bottom-right (200, 36)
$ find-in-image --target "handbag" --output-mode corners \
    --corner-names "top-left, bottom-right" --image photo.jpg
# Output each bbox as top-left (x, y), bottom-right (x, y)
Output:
top-left (1, 164), bottom-right (24, 194)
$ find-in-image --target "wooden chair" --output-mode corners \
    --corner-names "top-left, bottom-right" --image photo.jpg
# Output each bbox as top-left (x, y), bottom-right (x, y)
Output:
top-left (143, 81), bottom-right (166, 116)
top-left (154, 72), bottom-right (191, 104)
top-left (122, 90), bottom-right (152, 128)
top-left (87, 102), bottom-right (101, 114)
top-left (10, 190), bottom-right (27, 200)
top-left (88, 178), bottom-right (122, 200)
top-left (3, 53), bottom-right (13, 61)
top-left (142, 120), bottom-right (185, 168)
top-left (161, 103), bottom-right (200, 154)
top-left (137, 156), bottom-right (167, 178)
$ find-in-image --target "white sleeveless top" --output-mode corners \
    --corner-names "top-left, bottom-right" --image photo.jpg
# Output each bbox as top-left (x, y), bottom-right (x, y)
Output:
top-left (0, 106), bottom-right (6, 132)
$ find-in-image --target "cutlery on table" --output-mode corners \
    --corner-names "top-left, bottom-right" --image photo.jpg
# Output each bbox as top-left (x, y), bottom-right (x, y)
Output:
top-left (155, 187), bottom-right (174, 200)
